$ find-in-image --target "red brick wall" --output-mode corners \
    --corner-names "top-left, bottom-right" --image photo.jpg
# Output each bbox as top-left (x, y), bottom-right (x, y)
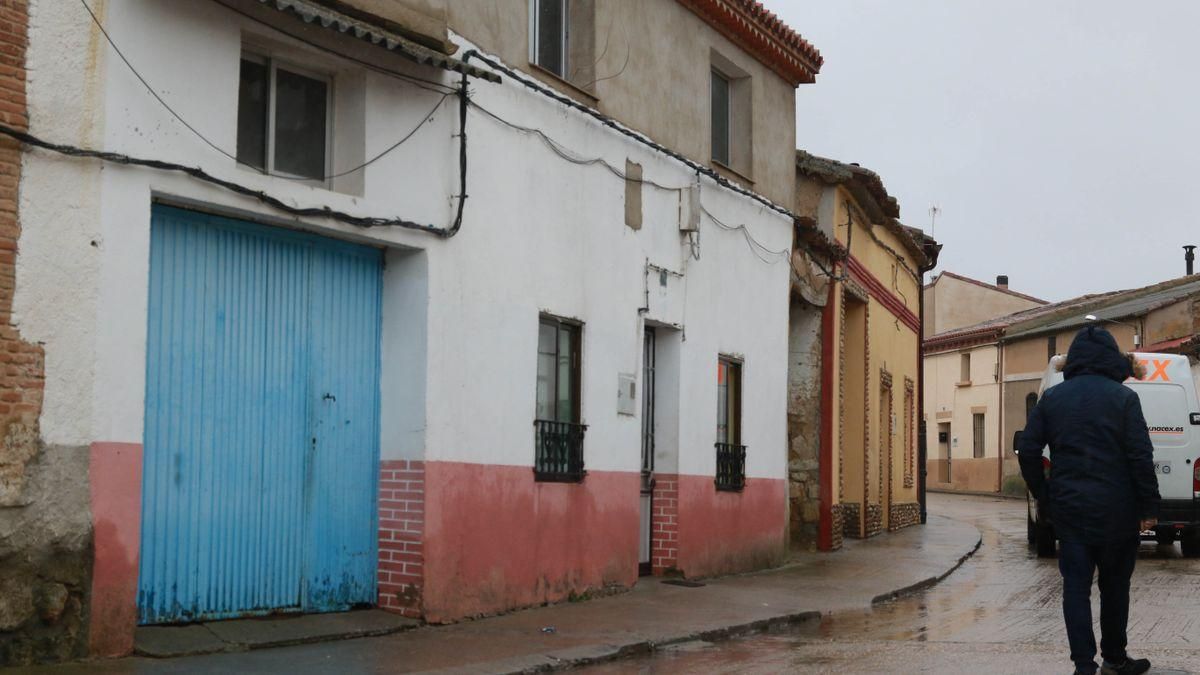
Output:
top-left (377, 460), bottom-right (424, 618)
top-left (651, 474), bottom-right (678, 574)
top-left (0, 0), bottom-right (44, 507)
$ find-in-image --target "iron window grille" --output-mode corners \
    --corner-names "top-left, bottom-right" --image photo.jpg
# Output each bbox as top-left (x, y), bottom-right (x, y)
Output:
top-left (715, 443), bottom-right (746, 491)
top-left (534, 420), bottom-right (587, 482)
top-left (535, 315), bottom-right (583, 482)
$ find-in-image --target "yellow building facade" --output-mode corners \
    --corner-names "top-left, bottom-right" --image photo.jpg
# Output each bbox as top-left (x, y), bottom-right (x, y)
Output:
top-left (794, 153), bottom-right (938, 547)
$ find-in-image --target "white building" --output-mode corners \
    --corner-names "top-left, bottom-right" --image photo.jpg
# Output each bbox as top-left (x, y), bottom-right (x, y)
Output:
top-left (5, 0), bottom-right (825, 659)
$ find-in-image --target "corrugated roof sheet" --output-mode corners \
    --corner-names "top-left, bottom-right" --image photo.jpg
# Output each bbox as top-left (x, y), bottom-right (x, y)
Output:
top-left (1004, 275), bottom-right (1200, 340)
top-left (257, 0), bottom-right (501, 83)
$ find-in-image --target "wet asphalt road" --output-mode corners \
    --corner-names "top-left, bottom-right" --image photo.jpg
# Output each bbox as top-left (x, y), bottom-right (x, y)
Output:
top-left (582, 493), bottom-right (1200, 675)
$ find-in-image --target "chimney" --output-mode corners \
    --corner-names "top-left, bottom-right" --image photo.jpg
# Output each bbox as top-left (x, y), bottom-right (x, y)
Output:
top-left (996, 275), bottom-right (1009, 289)
top-left (1185, 245), bottom-right (1196, 275)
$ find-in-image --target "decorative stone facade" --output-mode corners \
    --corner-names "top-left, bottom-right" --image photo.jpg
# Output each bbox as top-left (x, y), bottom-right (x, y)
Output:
top-left (828, 503), bottom-right (844, 551)
top-left (864, 503), bottom-right (883, 537)
top-left (889, 502), bottom-right (921, 531)
top-left (840, 501), bottom-right (861, 539)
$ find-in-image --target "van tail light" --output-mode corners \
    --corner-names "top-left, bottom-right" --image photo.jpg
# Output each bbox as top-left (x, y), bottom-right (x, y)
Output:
top-left (1042, 458), bottom-right (1052, 470)
top-left (1194, 460), bottom-right (1200, 492)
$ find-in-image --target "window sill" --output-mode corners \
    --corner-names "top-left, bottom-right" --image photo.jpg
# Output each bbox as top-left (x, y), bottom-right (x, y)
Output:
top-left (715, 482), bottom-right (745, 493)
top-left (955, 381), bottom-right (972, 388)
top-left (527, 63), bottom-right (599, 106)
top-left (711, 160), bottom-right (755, 188)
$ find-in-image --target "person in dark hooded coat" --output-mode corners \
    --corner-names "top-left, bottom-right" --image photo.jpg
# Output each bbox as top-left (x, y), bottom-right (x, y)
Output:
top-left (1018, 325), bottom-right (1160, 675)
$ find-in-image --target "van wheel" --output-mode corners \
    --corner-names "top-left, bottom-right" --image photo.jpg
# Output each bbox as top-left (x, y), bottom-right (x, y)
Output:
top-left (1155, 528), bottom-right (1176, 546)
top-left (1182, 528), bottom-right (1200, 558)
top-left (1035, 522), bottom-right (1057, 558)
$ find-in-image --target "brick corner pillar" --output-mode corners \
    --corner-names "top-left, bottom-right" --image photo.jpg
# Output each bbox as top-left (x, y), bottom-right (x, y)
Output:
top-left (650, 474), bottom-right (679, 575)
top-left (378, 459), bottom-right (425, 618)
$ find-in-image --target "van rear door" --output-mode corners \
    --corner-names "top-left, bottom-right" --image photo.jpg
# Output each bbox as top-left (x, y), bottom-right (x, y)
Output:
top-left (1127, 381), bottom-right (1193, 499)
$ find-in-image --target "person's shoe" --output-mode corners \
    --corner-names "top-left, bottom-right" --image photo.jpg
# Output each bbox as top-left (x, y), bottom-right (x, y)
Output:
top-left (1100, 656), bottom-right (1151, 675)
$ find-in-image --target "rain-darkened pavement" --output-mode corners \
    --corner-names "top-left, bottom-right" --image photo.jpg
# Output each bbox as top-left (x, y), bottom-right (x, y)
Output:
top-left (583, 493), bottom-right (1200, 674)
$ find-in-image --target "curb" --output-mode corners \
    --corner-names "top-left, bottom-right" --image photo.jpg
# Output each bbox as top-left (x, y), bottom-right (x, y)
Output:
top-left (467, 520), bottom-right (985, 674)
top-left (474, 611), bottom-right (825, 674)
top-left (928, 488), bottom-right (1025, 501)
top-left (870, 531), bottom-right (983, 604)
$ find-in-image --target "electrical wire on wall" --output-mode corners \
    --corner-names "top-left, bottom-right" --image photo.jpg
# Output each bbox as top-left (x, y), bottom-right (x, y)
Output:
top-left (14, 1), bottom-right (479, 236)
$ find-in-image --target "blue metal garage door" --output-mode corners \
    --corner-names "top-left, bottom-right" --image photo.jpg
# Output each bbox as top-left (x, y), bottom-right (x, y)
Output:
top-left (138, 205), bottom-right (382, 624)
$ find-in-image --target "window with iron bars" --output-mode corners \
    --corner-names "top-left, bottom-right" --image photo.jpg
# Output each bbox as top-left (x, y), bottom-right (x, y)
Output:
top-left (716, 356), bottom-right (746, 491)
top-left (535, 316), bottom-right (585, 481)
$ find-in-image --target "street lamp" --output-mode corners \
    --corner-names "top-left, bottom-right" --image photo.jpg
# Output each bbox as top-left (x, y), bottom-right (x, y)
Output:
top-left (1084, 314), bottom-right (1141, 348)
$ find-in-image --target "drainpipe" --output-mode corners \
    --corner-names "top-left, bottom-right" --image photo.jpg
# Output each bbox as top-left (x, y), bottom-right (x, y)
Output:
top-left (996, 342), bottom-right (1004, 493)
top-left (917, 241), bottom-right (941, 525)
top-left (818, 264), bottom-right (838, 550)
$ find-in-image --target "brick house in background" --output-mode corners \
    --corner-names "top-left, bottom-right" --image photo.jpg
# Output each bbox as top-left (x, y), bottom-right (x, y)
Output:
top-left (926, 270), bottom-right (1200, 495)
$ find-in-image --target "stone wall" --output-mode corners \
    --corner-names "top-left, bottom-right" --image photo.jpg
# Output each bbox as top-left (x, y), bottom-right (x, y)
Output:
top-left (787, 299), bottom-right (822, 551)
top-left (0, 1), bottom-right (92, 663)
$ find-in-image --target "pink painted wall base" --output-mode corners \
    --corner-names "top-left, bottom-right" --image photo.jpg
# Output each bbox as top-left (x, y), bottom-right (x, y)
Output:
top-left (421, 461), bottom-right (640, 623)
top-left (87, 442), bottom-right (143, 658)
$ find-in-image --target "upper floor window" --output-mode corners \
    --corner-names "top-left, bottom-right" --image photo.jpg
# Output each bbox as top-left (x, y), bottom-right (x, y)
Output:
top-left (530, 0), bottom-right (596, 92)
top-left (532, 0), bottom-right (568, 78)
top-left (709, 52), bottom-right (752, 177)
top-left (710, 69), bottom-right (731, 166)
top-left (960, 352), bottom-right (971, 383)
top-left (237, 53), bottom-right (330, 182)
top-left (1047, 335), bottom-right (1057, 361)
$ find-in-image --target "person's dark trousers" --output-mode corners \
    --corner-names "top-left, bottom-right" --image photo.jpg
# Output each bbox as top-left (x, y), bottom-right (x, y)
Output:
top-left (1058, 536), bottom-right (1140, 672)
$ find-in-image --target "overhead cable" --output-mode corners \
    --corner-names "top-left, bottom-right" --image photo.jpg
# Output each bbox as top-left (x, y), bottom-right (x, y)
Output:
top-left (463, 52), bottom-right (797, 221)
top-left (82, 0), bottom-right (452, 180)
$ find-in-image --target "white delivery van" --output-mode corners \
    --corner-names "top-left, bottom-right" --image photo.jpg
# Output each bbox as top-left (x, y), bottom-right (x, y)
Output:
top-left (1024, 352), bottom-right (1200, 558)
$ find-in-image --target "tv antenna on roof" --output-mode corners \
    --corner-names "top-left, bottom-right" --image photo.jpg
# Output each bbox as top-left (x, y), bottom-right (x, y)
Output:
top-left (929, 205), bottom-right (941, 238)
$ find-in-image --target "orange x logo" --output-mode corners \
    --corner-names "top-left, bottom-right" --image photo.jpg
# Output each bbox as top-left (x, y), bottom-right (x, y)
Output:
top-left (1142, 359), bottom-right (1171, 382)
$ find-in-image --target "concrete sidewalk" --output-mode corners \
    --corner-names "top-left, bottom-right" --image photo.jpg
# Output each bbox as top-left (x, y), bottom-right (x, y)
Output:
top-left (22, 514), bottom-right (981, 674)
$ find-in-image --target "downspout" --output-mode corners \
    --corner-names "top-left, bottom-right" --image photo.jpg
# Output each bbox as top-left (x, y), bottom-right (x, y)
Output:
top-left (917, 242), bottom-right (940, 525)
top-left (818, 264), bottom-right (838, 550)
top-left (996, 341), bottom-right (1004, 493)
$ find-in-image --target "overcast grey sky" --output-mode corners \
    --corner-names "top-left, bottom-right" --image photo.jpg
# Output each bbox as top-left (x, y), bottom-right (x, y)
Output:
top-left (762, 0), bottom-right (1200, 302)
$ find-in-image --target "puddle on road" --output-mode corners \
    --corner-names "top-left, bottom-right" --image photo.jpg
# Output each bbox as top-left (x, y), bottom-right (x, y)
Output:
top-left (580, 498), bottom-right (1200, 674)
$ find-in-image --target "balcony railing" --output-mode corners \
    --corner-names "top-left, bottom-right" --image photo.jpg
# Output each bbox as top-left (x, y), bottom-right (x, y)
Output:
top-left (715, 443), bottom-right (746, 491)
top-left (534, 420), bottom-right (587, 482)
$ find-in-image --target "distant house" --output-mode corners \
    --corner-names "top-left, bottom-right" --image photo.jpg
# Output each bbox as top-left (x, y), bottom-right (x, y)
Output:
top-left (925, 271), bottom-right (1200, 495)
top-left (924, 272), bottom-right (1046, 338)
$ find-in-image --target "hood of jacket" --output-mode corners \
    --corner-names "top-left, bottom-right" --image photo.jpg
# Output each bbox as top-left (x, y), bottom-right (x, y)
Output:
top-left (1063, 325), bottom-right (1134, 382)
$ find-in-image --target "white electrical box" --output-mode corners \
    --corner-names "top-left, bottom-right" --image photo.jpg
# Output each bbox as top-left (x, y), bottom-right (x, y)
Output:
top-left (678, 185), bottom-right (700, 233)
top-left (617, 373), bottom-right (637, 416)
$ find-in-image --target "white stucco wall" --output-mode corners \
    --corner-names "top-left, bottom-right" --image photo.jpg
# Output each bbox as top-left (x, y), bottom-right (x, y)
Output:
top-left (19, 0), bottom-right (792, 481)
